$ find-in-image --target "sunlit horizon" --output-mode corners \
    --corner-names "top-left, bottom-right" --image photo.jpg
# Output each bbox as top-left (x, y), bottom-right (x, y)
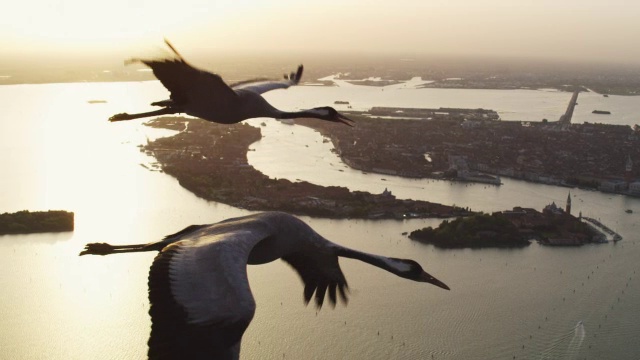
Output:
top-left (3, 0), bottom-right (640, 359)
top-left (3, 0), bottom-right (640, 67)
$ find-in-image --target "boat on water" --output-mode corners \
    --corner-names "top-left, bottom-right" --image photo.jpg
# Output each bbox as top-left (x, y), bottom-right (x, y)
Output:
top-left (626, 209), bottom-right (633, 214)
top-left (592, 110), bottom-right (611, 115)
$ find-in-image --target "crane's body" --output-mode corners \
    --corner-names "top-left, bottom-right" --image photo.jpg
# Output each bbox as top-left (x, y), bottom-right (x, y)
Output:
top-left (109, 40), bottom-right (353, 127)
top-left (81, 212), bottom-right (448, 359)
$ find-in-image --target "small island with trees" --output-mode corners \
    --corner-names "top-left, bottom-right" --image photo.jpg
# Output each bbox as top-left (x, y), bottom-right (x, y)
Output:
top-left (409, 199), bottom-right (606, 249)
top-left (409, 212), bottom-right (529, 249)
top-left (0, 210), bottom-right (74, 235)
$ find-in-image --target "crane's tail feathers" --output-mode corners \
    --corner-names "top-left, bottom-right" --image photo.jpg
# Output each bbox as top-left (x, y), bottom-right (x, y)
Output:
top-left (164, 39), bottom-right (185, 62)
top-left (79, 242), bottom-right (156, 256)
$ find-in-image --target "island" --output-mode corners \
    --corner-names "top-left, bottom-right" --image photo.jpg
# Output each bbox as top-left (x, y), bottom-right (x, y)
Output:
top-left (0, 210), bottom-right (74, 235)
top-left (141, 117), bottom-right (467, 219)
top-left (408, 212), bottom-right (529, 249)
top-left (409, 201), bottom-right (605, 248)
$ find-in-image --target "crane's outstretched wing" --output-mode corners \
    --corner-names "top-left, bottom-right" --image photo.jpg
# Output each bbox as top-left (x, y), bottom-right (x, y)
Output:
top-left (282, 249), bottom-right (349, 308)
top-left (148, 227), bottom-right (272, 359)
top-left (129, 40), bottom-right (238, 108)
top-left (230, 65), bottom-right (303, 95)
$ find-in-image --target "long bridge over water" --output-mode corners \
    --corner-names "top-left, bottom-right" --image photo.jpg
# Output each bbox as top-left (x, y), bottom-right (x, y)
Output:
top-left (559, 90), bottom-right (580, 124)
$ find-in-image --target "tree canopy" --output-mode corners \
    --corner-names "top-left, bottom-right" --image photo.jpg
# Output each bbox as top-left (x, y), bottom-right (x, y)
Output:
top-left (0, 210), bottom-right (74, 235)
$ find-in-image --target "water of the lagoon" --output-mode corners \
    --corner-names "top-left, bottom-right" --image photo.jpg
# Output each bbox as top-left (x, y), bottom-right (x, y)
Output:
top-left (1, 80), bottom-right (639, 360)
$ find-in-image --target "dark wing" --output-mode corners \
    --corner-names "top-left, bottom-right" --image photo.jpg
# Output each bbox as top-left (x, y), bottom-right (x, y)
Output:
top-left (148, 227), bottom-right (274, 359)
top-left (148, 244), bottom-right (247, 359)
top-left (282, 250), bottom-right (349, 308)
top-left (230, 65), bottom-right (303, 95)
top-left (131, 40), bottom-right (238, 108)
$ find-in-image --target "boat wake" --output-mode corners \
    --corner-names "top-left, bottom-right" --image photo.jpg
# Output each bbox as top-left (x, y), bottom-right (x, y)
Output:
top-left (565, 321), bottom-right (586, 359)
top-left (539, 321), bottom-right (586, 360)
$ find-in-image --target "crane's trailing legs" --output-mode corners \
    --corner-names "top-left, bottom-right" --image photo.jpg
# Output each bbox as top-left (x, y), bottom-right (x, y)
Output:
top-left (80, 242), bottom-right (162, 255)
top-left (109, 107), bottom-right (180, 122)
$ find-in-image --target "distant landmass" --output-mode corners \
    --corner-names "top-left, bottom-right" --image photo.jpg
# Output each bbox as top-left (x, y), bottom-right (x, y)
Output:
top-left (0, 210), bottom-right (74, 235)
top-left (2, 54), bottom-right (640, 95)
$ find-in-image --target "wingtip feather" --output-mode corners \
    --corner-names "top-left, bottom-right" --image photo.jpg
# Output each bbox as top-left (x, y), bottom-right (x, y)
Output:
top-left (164, 39), bottom-right (185, 62)
top-left (285, 65), bottom-right (304, 85)
top-left (124, 58), bottom-right (141, 66)
top-left (295, 65), bottom-right (303, 84)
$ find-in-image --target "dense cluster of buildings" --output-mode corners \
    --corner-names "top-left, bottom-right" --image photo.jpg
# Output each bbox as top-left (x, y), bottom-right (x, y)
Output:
top-left (500, 193), bottom-right (607, 246)
top-left (300, 110), bottom-right (640, 195)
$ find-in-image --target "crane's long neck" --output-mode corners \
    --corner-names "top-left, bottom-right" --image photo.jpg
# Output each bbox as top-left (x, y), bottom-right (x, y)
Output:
top-left (278, 108), bottom-right (328, 120)
top-left (334, 246), bottom-right (409, 276)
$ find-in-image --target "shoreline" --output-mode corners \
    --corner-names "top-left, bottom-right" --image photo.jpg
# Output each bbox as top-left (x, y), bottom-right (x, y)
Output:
top-left (141, 117), bottom-right (468, 219)
top-left (141, 110), bottom-right (640, 222)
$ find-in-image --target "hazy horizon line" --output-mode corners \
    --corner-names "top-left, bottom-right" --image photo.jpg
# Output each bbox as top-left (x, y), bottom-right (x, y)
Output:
top-left (2, 48), bottom-right (640, 71)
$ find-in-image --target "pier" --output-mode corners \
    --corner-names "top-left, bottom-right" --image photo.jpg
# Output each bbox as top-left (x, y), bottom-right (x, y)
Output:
top-left (581, 216), bottom-right (623, 242)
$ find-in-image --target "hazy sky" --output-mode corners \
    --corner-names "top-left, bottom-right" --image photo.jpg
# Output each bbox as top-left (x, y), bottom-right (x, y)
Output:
top-left (3, 0), bottom-right (640, 64)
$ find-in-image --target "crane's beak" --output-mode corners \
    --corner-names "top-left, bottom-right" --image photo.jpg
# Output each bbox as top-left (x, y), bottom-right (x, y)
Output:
top-left (419, 271), bottom-right (450, 290)
top-left (337, 113), bottom-right (355, 127)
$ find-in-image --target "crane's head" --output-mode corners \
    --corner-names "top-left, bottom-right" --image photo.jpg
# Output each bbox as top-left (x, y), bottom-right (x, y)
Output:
top-left (312, 107), bottom-right (355, 127)
top-left (387, 258), bottom-right (450, 290)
